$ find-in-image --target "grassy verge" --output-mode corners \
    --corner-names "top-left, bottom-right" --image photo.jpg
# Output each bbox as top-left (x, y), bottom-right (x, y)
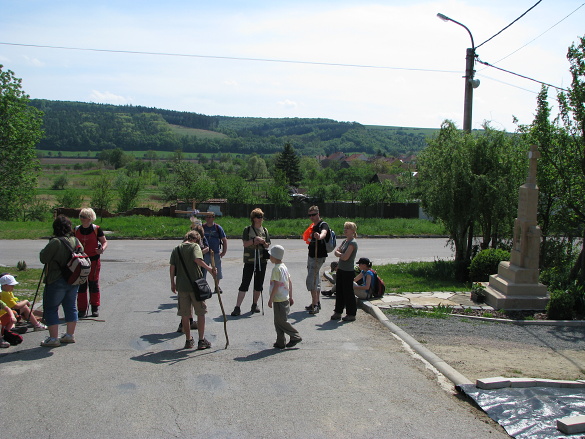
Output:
top-left (1, 267), bottom-right (45, 302)
top-left (0, 217), bottom-right (446, 240)
top-left (374, 260), bottom-right (468, 293)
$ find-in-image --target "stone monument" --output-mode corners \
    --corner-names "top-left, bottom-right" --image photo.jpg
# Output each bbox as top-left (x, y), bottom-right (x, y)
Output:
top-left (483, 144), bottom-right (549, 310)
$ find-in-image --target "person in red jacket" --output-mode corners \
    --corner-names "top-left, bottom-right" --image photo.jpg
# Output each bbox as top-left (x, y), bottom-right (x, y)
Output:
top-left (75, 208), bottom-right (108, 318)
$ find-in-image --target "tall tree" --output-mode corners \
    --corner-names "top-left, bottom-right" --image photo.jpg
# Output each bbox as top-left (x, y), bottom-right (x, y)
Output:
top-left (274, 143), bottom-right (301, 187)
top-left (417, 121), bottom-right (476, 279)
top-left (0, 65), bottom-right (44, 220)
top-left (536, 36), bottom-right (585, 284)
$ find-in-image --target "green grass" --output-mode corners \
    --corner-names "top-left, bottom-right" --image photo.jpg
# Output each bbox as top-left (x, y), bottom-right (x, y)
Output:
top-left (0, 217), bottom-right (446, 240)
top-left (374, 259), bottom-right (468, 293)
top-left (0, 267), bottom-right (45, 302)
top-left (384, 306), bottom-right (452, 319)
top-left (168, 125), bottom-right (229, 139)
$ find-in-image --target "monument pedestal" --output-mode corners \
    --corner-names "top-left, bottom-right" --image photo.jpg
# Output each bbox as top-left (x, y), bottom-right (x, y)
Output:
top-left (483, 262), bottom-right (549, 310)
top-left (482, 145), bottom-right (549, 311)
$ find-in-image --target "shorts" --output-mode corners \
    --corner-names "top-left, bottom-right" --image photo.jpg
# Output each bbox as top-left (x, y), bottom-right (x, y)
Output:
top-left (1, 311), bottom-right (15, 327)
top-left (177, 290), bottom-right (208, 317)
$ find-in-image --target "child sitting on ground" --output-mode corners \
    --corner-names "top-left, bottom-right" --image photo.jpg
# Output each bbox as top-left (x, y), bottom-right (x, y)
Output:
top-left (353, 257), bottom-right (376, 300)
top-left (267, 245), bottom-right (302, 349)
top-left (0, 298), bottom-right (16, 348)
top-left (321, 261), bottom-right (338, 297)
top-left (0, 274), bottom-right (47, 331)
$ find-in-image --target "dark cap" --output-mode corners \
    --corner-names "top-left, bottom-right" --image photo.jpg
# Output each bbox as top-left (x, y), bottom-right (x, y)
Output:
top-left (357, 257), bottom-right (372, 267)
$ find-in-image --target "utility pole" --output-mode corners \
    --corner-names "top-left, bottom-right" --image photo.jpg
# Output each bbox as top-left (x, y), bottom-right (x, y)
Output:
top-left (437, 13), bottom-right (479, 133)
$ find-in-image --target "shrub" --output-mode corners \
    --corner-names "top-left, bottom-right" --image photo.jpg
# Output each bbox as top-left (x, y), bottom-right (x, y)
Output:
top-left (546, 282), bottom-right (585, 320)
top-left (469, 248), bottom-right (510, 282)
top-left (51, 174), bottom-right (68, 190)
top-left (55, 190), bottom-right (84, 209)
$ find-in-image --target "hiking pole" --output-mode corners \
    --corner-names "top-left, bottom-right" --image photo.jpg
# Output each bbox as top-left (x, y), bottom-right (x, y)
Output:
top-left (28, 265), bottom-right (46, 323)
top-left (256, 247), bottom-right (265, 316)
top-left (210, 251), bottom-right (229, 349)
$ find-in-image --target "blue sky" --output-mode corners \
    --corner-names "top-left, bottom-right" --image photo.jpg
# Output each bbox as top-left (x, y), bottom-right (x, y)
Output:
top-left (1, 0), bottom-right (583, 131)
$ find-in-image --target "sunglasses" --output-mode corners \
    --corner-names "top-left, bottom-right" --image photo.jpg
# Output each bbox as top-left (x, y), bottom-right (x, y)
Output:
top-left (308, 213), bottom-right (318, 217)
top-left (255, 215), bottom-right (264, 219)
top-left (79, 215), bottom-right (88, 219)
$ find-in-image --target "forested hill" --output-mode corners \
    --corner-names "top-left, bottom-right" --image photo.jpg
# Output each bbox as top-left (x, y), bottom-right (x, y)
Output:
top-left (30, 99), bottom-right (434, 156)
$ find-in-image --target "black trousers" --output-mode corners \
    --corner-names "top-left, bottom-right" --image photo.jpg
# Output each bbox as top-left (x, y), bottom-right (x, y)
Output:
top-left (334, 269), bottom-right (357, 316)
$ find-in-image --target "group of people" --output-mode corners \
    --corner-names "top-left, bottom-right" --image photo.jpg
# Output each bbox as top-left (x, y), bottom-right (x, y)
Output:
top-left (37, 208), bottom-right (107, 347)
top-left (1, 205), bottom-right (377, 351)
top-left (0, 208), bottom-right (108, 349)
top-left (170, 205), bottom-right (378, 351)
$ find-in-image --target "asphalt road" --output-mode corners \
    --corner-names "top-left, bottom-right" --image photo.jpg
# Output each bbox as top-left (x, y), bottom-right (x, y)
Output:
top-left (0, 238), bottom-right (509, 438)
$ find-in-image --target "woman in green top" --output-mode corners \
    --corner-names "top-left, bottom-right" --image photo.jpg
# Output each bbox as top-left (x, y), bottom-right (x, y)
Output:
top-left (231, 208), bottom-right (271, 316)
top-left (331, 222), bottom-right (358, 322)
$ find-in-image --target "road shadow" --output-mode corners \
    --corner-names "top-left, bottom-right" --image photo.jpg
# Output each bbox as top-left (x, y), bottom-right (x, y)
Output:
top-left (233, 348), bottom-right (291, 362)
top-left (0, 346), bottom-right (54, 363)
top-left (131, 348), bottom-right (215, 365)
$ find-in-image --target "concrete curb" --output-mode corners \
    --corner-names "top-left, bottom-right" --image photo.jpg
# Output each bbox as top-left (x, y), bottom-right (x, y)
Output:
top-left (359, 300), bottom-right (473, 388)
top-left (447, 313), bottom-right (585, 326)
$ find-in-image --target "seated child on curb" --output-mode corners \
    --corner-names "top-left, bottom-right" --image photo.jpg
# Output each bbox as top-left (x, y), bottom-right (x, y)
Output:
top-left (322, 261), bottom-right (338, 297)
top-left (0, 298), bottom-right (17, 348)
top-left (268, 245), bottom-right (302, 349)
top-left (353, 257), bottom-right (375, 300)
top-left (0, 274), bottom-right (47, 331)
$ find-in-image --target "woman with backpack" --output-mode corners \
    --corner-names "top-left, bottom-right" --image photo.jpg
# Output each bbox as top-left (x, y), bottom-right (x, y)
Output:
top-left (353, 257), bottom-right (375, 299)
top-left (231, 208), bottom-right (271, 316)
top-left (39, 215), bottom-right (81, 347)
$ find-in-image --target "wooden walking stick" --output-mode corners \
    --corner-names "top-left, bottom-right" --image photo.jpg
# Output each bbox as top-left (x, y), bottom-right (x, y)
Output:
top-left (312, 234), bottom-right (319, 304)
top-left (210, 250), bottom-right (229, 349)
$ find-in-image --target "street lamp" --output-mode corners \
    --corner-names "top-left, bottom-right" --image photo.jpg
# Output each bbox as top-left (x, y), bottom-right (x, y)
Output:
top-left (437, 13), bottom-right (479, 133)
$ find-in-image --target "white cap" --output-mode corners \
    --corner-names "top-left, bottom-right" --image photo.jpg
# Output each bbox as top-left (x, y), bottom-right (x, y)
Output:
top-left (0, 274), bottom-right (18, 286)
top-left (269, 245), bottom-right (285, 261)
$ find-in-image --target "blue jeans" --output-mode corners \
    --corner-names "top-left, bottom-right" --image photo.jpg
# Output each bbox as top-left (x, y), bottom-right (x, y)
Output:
top-left (43, 277), bottom-right (79, 326)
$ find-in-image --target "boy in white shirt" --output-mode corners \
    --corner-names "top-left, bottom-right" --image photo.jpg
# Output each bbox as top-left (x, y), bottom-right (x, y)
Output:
top-left (267, 245), bottom-right (302, 349)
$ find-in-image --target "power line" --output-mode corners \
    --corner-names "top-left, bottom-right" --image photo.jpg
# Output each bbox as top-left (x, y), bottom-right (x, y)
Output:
top-left (0, 41), bottom-right (459, 74)
top-left (477, 57), bottom-right (568, 91)
top-left (489, 2), bottom-right (585, 65)
top-left (476, 0), bottom-right (542, 49)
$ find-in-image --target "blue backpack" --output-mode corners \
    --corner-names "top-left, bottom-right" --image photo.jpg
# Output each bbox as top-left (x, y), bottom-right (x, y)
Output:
top-left (325, 227), bottom-right (336, 253)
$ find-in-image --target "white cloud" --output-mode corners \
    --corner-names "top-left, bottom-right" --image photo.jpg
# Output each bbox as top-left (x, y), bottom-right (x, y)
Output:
top-left (21, 55), bottom-right (44, 67)
top-left (88, 90), bottom-right (132, 105)
top-left (278, 99), bottom-right (298, 110)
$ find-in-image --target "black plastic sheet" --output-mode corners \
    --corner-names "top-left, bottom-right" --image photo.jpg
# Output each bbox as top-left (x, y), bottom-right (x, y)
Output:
top-left (459, 384), bottom-right (585, 438)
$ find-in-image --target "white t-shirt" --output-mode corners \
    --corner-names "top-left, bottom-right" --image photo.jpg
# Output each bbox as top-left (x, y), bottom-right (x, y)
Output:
top-left (270, 263), bottom-right (290, 302)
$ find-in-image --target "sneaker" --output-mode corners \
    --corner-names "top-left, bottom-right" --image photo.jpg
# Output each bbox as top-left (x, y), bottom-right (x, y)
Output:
top-left (33, 323), bottom-right (47, 331)
top-left (197, 338), bottom-right (211, 350)
top-left (184, 337), bottom-right (195, 349)
top-left (0, 338), bottom-right (9, 348)
top-left (285, 338), bottom-right (302, 348)
top-left (177, 322), bottom-right (183, 333)
top-left (342, 315), bottom-right (356, 322)
top-left (78, 311), bottom-right (87, 319)
top-left (251, 303), bottom-right (260, 313)
top-left (305, 302), bottom-right (321, 311)
top-left (231, 306), bottom-right (241, 316)
top-left (330, 312), bottom-right (342, 320)
top-left (91, 306), bottom-right (99, 318)
top-left (321, 290), bottom-right (333, 297)
top-left (59, 333), bottom-right (76, 343)
top-left (41, 337), bottom-right (61, 347)
top-left (308, 305), bottom-right (320, 314)
top-left (190, 320), bottom-right (198, 330)
top-left (273, 342), bottom-right (285, 349)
